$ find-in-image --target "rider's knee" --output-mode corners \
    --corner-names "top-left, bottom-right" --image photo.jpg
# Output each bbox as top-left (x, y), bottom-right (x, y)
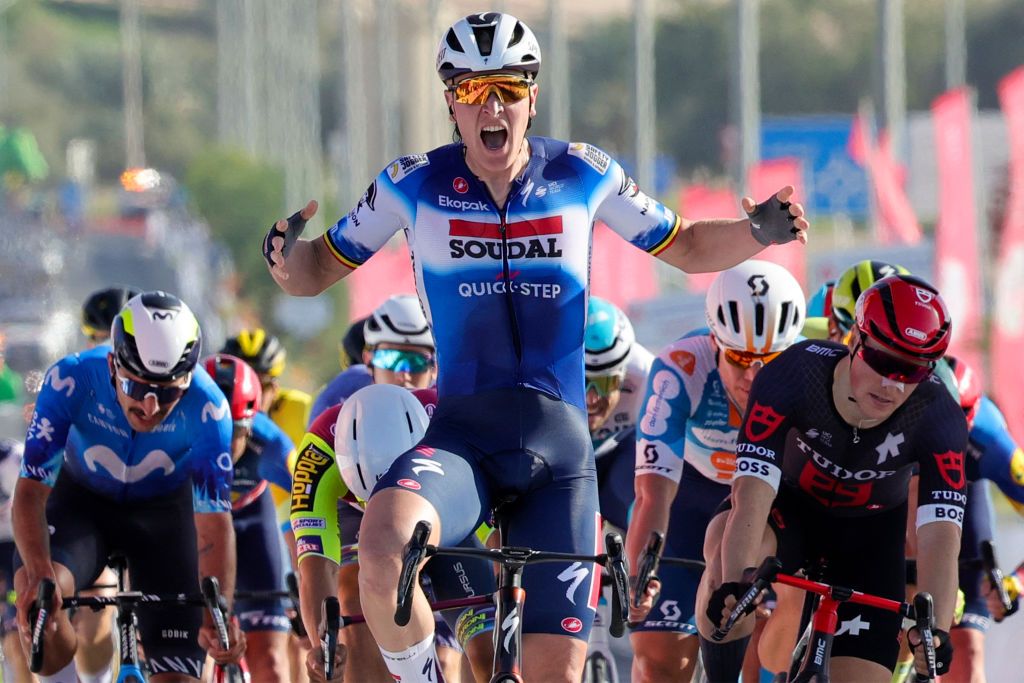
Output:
top-left (246, 632), bottom-right (290, 678)
top-left (633, 636), bottom-right (696, 682)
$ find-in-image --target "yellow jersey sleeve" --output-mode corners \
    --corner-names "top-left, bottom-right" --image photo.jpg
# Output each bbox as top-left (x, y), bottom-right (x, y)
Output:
top-left (270, 388), bottom-right (313, 446)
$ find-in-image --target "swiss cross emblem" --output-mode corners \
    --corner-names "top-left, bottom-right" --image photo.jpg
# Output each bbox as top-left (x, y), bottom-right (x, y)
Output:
top-left (744, 402), bottom-right (786, 442)
top-left (934, 451), bottom-right (966, 490)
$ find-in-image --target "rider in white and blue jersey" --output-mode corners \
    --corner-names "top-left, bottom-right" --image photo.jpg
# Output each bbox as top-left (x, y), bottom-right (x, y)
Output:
top-left (627, 260), bottom-right (806, 683)
top-left (262, 11), bottom-right (808, 680)
top-left (12, 292), bottom-right (244, 682)
top-left (310, 294), bottom-right (435, 421)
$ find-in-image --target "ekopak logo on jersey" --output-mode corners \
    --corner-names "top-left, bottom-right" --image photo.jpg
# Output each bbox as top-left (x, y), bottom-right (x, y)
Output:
top-left (448, 216), bottom-right (565, 260)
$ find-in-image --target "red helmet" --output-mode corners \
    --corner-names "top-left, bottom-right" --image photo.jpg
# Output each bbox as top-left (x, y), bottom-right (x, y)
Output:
top-left (203, 354), bottom-right (262, 423)
top-left (854, 274), bottom-right (951, 362)
top-left (947, 356), bottom-right (982, 426)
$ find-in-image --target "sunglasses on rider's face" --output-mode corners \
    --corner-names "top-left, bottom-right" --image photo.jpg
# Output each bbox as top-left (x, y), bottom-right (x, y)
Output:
top-left (721, 347), bottom-right (781, 370)
top-left (449, 74), bottom-right (532, 106)
top-left (116, 371), bottom-right (190, 404)
top-left (586, 374), bottom-right (622, 398)
top-left (371, 348), bottom-right (435, 374)
top-left (853, 340), bottom-right (934, 384)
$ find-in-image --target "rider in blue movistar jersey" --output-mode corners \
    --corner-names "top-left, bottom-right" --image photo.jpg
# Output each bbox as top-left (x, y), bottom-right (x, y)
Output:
top-left (627, 260), bottom-right (806, 683)
top-left (310, 294), bottom-right (435, 421)
top-left (13, 292), bottom-right (243, 681)
top-left (263, 11), bottom-right (808, 680)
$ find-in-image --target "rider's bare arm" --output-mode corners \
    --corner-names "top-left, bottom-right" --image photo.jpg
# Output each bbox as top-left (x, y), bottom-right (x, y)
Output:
top-left (195, 512), bottom-right (237, 609)
top-left (719, 476), bottom-right (775, 584)
top-left (916, 521), bottom-right (962, 630)
top-left (270, 236), bottom-right (353, 297)
top-left (11, 478), bottom-right (54, 576)
top-left (297, 555), bottom-right (338, 649)
top-left (627, 475), bottom-right (678, 578)
top-left (655, 217), bottom-right (765, 274)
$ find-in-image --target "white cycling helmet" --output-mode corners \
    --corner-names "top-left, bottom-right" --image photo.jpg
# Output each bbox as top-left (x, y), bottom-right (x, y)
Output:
top-left (436, 12), bottom-right (542, 84)
top-left (585, 297), bottom-right (635, 378)
top-left (335, 384), bottom-right (430, 501)
top-left (111, 291), bottom-right (202, 381)
top-left (705, 260), bottom-right (805, 354)
top-left (363, 295), bottom-right (433, 349)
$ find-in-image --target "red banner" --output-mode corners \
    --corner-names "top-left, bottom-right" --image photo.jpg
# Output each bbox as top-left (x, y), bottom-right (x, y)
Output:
top-left (590, 222), bottom-right (660, 310)
top-left (848, 115), bottom-right (923, 245)
top-left (345, 239), bottom-right (416, 321)
top-left (992, 67), bottom-right (1024, 444)
top-left (678, 184), bottom-right (740, 291)
top-left (932, 88), bottom-right (985, 380)
top-left (748, 157), bottom-right (807, 288)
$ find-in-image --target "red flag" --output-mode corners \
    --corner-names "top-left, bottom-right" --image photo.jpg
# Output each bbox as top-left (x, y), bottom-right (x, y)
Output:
top-left (748, 158), bottom-right (807, 288)
top-left (345, 239), bottom-right (416, 321)
top-left (932, 88), bottom-right (985, 380)
top-left (678, 184), bottom-right (741, 291)
top-left (847, 116), bottom-right (868, 165)
top-left (992, 67), bottom-right (1024, 444)
top-left (590, 221), bottom-right (660, 309)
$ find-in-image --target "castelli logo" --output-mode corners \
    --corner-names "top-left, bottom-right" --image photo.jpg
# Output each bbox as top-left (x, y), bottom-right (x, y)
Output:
top-left (561, 617), bottom-right (583, 633)
top-left (914, 287), bottom-right (935, 304)
top-left (397, 478), bottom-right (421, 491)
top-left (453, 177), bottom-right (469, 194)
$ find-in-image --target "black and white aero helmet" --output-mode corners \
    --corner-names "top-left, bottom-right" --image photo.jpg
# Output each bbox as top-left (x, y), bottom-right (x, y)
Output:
top-left (436, 12), bottom-right (541, 84)
top-left (364, 294), bottom-right (433, 349)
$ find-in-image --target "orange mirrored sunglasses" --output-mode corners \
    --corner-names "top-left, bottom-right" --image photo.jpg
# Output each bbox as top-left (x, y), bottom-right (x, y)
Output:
top-left (450, 75), bottom-right (532, 106)
top-left (722, 347), bottom-right (781, 370)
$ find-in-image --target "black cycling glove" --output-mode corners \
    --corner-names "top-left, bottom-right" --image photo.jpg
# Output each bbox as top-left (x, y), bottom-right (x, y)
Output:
top-left (747, 194), bottom-right (799, 246)
top-left (262, 210), bottom-right (309, 269)
top-left (909, 627), bottom-right (953, 676)
top-left (706, 581), bottom-right (750, 628)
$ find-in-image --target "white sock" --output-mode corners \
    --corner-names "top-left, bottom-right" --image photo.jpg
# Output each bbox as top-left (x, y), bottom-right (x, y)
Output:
top-left (38, 658), bottom-right (79, 683)
top-left (380, 631), bottom-right (447, 682)
top-left (79, 662), bottom-right (114, 683)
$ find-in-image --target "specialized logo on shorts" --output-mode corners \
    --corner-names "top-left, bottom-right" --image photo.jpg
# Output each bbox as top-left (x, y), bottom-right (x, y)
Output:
top-left (669, 350), bottom-right (696, 375)
top-left (410, 458), bottom-right (444, 477)
top-left (561, 617), bottom-right (583, 633)
top-left (296, 536), bottom-right (324, 556)
top-left (388, 154), bottom-right (429, 182)
top-left (557, 562), bottom-right (590, 605)
top-left (934, 450), bottom-right (966, 490)
top-left (453, 177), bottom-right (469, 194)
top-left (290, 445), bottom-right (333, 512)
top-left (744, 403), bottom-right (785, 442)
top-left (397, 478), bottom-right (421, 490)
top-left (568, 143), bottom-right (610, 175)
top-left (448, 216), bottom-right (564, 259)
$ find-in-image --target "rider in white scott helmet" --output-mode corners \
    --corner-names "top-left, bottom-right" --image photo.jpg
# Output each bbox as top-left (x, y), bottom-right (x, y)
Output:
top-left (363, 294), bottom-right (436, 390)
top-left (335, 384), bottom-right (430, 501)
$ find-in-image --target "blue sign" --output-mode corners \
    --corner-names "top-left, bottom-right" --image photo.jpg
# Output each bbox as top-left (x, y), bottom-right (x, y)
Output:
top-left (762, 116), bottom-right (869, 218)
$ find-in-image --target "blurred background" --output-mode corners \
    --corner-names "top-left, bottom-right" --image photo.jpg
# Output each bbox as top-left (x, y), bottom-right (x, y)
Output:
top-left (0, 1), bottom-right (1023, 675)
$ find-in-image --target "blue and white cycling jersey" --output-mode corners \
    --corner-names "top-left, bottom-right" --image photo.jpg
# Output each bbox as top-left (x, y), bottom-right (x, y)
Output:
top-left (323, 137), bottom-right (681, 411)
top-left (968, 396), bottom-right (1024, 507)
top-left (635, 334), bottom-right (742, 484)
top-left (309, 365), bottom-right (373, 425)
top-left (21, 346), bottom-right (233, 513)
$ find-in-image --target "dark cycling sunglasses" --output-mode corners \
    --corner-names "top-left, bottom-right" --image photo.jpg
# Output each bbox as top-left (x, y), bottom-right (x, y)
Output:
top-left (370, 348), bottom-right (435, 374)
top-left (114, 366), bottom-right (191, 404)
top-left (853, 341), bottom-right (934, 384)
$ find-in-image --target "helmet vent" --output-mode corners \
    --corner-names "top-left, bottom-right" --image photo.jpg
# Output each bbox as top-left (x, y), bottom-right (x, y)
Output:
top-left (754, 303), bottom-right (765, 336)
top-left (728, 301), bottom-right (741, 334)
top-left (510, 22), bottom-right (525, 47)
top-left (778, 302), bottom-right (791, 334)
top-left (445, 29), bottom-right (463, 52)
top-left (355, 462), bottom-right (367, 493)
top-left (473, 26), bottom-right (496, 56)
top-left (405, 412), bottom-right (414, 433)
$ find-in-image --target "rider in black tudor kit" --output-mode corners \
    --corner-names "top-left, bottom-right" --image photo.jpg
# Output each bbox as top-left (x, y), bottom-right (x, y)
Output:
top-left (694, 275), bottom-right (967, 683)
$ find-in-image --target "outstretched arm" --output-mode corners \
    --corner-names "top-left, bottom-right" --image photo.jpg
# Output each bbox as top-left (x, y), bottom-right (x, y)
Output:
top-left (657, 186), bottom-right (809, 273)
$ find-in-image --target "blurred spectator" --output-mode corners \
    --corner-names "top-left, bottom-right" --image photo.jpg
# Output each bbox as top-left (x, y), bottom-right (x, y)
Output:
top-left (0, 335), bottom-right (23, 405)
